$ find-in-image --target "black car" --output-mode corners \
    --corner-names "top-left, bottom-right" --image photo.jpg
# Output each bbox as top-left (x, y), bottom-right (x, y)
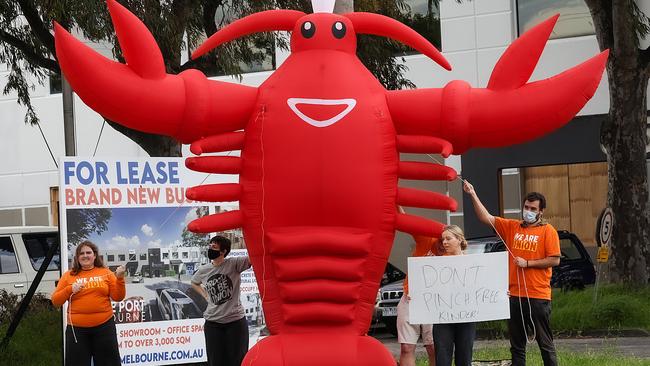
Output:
top-left (465, 230), bottom-right (596, 290)
top-left (373, 230), bottom-right (595, 336)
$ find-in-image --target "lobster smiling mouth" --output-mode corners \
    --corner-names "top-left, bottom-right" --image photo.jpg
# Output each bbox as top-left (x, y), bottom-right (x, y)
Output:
top-left (287, 98), bottom-right (357, 128)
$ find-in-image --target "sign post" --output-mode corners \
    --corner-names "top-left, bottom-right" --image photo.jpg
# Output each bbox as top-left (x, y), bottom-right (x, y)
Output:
top-left (594, 207), bottom-right (614, 303)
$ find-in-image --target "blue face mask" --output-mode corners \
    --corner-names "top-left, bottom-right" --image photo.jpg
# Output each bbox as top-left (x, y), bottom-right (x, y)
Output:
top-left (522, 210), bottom-right (539, 224)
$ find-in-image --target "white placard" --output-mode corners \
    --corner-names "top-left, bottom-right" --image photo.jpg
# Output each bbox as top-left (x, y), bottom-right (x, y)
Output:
top-left (407, 252), bottom-right (509, 324)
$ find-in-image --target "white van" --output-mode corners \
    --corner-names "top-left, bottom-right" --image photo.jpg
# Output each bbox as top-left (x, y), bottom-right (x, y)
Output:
top-left (0, 226), bottom-right (60, 297)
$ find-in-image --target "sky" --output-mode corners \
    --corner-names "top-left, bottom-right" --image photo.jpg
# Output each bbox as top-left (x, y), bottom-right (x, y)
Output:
top-left (84, 206), bottom-right (210, 251)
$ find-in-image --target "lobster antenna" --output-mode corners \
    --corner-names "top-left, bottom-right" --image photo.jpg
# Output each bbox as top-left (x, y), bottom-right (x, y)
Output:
top-left (192, 10), bottom-right (304, 59)
top-left (312, 0), bottom-right (335, 13)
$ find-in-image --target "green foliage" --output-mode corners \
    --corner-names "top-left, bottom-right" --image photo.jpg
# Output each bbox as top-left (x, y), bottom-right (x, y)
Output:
top-left (0, 289), bottom-right (55, 323)
top-left (453, 346), bottom-right (650, 366)
top-left (0, 289), bottom-right (62, 365)
top-left (181, 207), bottom-right (209, 247)
top-left (631, 0), bottom-right (650, 46)
top-left (550, 285), bottom-right (650, 333)
top-left (65, 208), bottom-right (112, 247)
top-left (476, 285), bottom-right (650, 335)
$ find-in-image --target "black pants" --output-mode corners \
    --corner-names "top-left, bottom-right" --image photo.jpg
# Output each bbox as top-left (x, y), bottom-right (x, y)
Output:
top-left (432, 322), bottom-right (476, 366)
top-left (65, 318), bottom-right (121, 366)
top-left (509, 297), bottom-right (557, 366)
top-left (204, 317), bottom-right (249, 366)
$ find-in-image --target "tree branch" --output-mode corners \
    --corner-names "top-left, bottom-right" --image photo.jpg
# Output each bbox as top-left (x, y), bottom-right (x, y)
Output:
top-left (202, 0), bottom-right (220, 36)
top-left (106, 119), bottom-right (181, 157)
top-left (16, 0), bottom-right (55, 55)
top-left (584, 0), bottom-right (614, 51)
top-left (0, 30), bottom-right (59, 73)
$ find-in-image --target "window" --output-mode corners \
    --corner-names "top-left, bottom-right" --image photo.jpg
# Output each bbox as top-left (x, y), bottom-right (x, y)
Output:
top-left (560, 238), bottom-right (582, 260)
top-left (0, 237), bottom-right (19, 274)
top-left (0, 209), bottom-right (23, 227)
top-left (394, 0), bottom-right (442, 52)
top-left (172, 252), bottom-right (178, 259)
top-left (182, 252), bottom-right (188, 259)
top-left (517, 0), bottom-right (594, 39)
top-left (49, 73), bottom-right (62, 94)
top-left (108, 255), bottom-right (115, 262)
top-left (140, 253), bottom-right (147, 260)
top-left (163, 252), bottom-right (169, 259)
top-left (118, 254), bottom-right (126, 261)
top-left (23, 233), bottom-right (60, 271)
top-left (25, 207), bottom-right (49, 226)
top-left (129, 253), bottom-right (136, 261)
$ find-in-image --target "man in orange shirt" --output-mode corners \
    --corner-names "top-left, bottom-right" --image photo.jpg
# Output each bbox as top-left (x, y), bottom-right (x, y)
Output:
top-left (464, 181), bottom-right (560, 366)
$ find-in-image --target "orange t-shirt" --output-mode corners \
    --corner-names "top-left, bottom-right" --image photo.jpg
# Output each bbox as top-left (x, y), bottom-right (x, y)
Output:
top-left (403, 235), bottom-right (440, 295)
top-left (51, 267), bottom-right (126, 327)
top-left (494, 217), bottom-right (560, 300)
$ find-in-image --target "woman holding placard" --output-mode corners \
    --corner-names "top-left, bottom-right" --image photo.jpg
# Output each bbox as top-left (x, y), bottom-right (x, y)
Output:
top-left (432, 225), bottom-right (476, 366)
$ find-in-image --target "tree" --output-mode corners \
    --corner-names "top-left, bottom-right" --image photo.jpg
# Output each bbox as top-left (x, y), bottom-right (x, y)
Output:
top-left (65, 208), bottom-right (112, 247)
top-left (181, 206), bottom-right (209, 247)
top-left (584, 1), bottom-right (650, 284)
top-left (1, 0), bottom-right (433, 155)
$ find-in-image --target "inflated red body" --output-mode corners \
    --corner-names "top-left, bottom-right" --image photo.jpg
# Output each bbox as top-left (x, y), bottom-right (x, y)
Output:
top-left (54, 2), bottom-right (607, 365)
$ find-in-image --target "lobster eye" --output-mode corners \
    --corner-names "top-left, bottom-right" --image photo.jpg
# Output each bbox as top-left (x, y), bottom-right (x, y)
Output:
top-left (301, 21), bottom-right (316, 38)
top-left (332, 21), bottom-right (346, 39)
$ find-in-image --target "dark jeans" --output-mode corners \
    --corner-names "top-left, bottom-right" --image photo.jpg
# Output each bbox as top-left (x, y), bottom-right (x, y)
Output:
top-left (432, 322), bottom-right (476, 366)
top-left (204, 317), bottom-right (249, 366)
top-left (65, 318), bottom-right (121, 366)
top-left (509, 297), bottom-right (557, 366)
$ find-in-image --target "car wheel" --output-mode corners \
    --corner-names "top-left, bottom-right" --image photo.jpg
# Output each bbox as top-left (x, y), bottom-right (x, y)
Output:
top-left (385, 317), bottom-right (398, 337)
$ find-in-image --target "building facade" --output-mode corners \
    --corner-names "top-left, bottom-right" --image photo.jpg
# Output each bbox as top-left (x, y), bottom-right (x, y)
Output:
top-left (2, 0), bottom-right (648, 270)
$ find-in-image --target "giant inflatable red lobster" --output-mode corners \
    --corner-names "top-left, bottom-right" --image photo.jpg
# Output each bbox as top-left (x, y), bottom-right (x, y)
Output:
top-left (54, 0), bottom-right (607, 364)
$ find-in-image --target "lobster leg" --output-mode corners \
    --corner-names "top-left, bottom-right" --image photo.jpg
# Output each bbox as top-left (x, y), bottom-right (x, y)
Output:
top-left (395, 134), bottom-right (457, 238)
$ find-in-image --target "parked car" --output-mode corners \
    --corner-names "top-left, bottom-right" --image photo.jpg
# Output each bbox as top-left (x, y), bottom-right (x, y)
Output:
top-left (373, 263), bottom-right (406, 336)
top-left (465, 230), bottom-right (596, 290)
top-left (0, 226), bottom-right (60, 297)
top-left (155, 288), bottom-right (203, 320)
top-left (131, 274), bottom-right (143, 283)
top-left (373, 229), bottom-right (595, 336)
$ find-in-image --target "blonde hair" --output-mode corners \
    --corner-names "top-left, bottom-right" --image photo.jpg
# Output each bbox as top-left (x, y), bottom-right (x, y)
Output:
top-left (442, 225), bottom-right (468, 250)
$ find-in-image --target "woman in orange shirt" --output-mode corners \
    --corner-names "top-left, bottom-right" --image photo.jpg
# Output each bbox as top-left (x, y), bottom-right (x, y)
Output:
top-left (52, 241), bottom-right (126, 366)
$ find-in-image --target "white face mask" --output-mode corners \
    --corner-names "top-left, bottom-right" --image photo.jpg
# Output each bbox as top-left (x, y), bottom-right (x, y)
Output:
top-left (522, 210), bottom-right (539, 224)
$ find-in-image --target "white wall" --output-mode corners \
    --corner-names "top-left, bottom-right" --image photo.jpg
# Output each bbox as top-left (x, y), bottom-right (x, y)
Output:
top-left (0, 0), bottom-right (633, 225)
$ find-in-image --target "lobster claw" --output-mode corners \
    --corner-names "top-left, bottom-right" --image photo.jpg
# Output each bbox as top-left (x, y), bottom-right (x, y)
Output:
top-left (442, 15), bottom-right (608, 154)
top-left (54, 0), bottom-right (188, 138)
